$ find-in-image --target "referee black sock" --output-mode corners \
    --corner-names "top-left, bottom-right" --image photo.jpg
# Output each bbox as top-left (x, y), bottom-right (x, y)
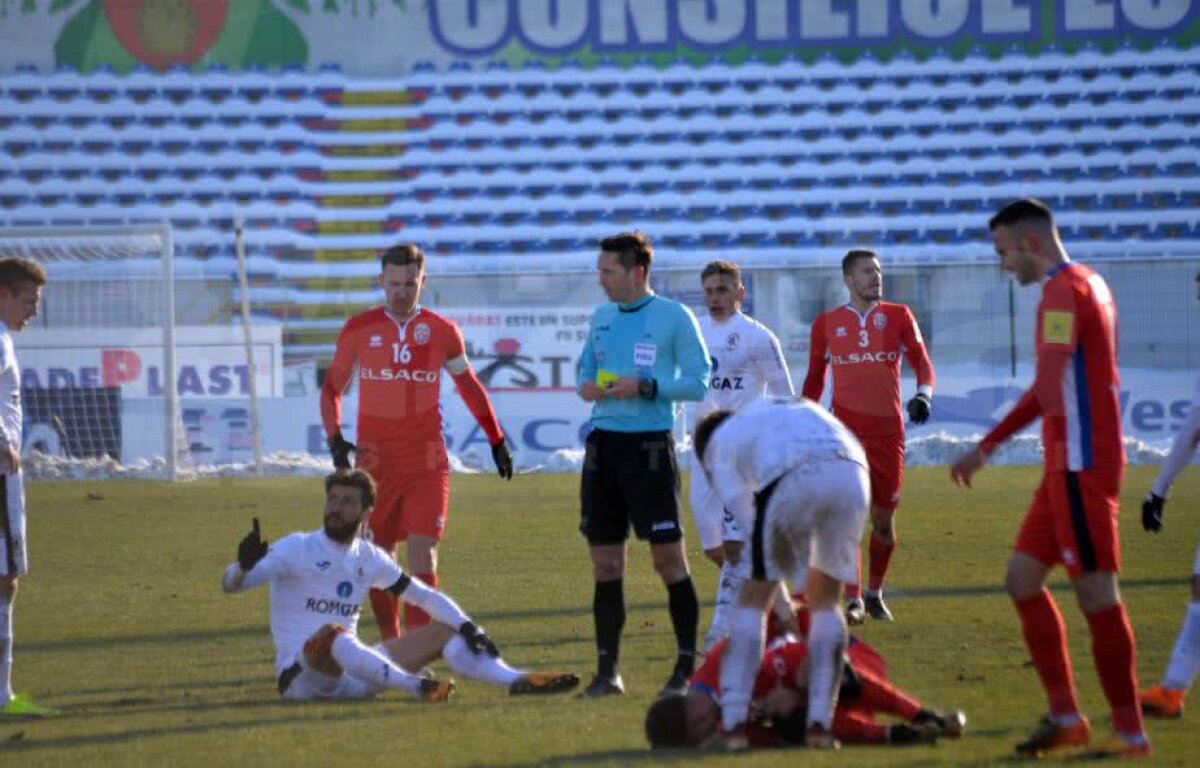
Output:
top-left (594, 579), bottom-right (625, 678)
top-left (666, 576), bottom-right (699, 672)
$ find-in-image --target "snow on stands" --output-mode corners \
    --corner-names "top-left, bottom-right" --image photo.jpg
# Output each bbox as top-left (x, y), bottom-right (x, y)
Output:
top-left (21, 433), bottom-right (1173, 481)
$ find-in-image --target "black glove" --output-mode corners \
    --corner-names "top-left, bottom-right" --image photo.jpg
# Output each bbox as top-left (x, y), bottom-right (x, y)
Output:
top-left (238, 517), bottom-right (269, 571)
top-left (491, 438), bottom-right (513, 481)
top-left (1143, 492), bottom-right (1165, 533)
top-left (327, 432), bottom-right (357, 470)
top-left (906, 393), bottom-right (932, 425)
top-left (458, 621), bottom-right (500, 657)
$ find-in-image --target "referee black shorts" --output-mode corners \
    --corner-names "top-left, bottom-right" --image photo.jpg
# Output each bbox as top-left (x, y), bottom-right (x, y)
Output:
top-left (580, 428), bottom-right (682, 545)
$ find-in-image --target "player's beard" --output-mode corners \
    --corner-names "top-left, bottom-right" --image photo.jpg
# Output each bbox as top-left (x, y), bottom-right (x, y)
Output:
top-left (324, 514), bottom-right (362, 544)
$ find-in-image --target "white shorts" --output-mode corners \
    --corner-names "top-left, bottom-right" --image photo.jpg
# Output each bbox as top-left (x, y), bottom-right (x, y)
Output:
top-left (689, 468), bottom-right (746, 551)
top-left (278, 656), bottom-right (376, 702)
top-left (750, 459), bottom-right (869, 588)
top-left (0, 470), bottom-right (26, 577)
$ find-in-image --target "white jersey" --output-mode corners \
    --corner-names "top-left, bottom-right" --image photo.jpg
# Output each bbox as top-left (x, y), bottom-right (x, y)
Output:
top-left (692, 312), bottom-right (794, 428)
top-left (223, 529), bottom-right (468, 675)
top-left (0, 322), bottom-right (22, 453)
top-left (702, 398), bottom-right (867, 533)
top-left (1151, 373), bottom-right (1200, 498)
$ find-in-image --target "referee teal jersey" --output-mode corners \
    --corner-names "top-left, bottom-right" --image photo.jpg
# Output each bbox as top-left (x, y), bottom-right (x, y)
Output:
top-left (577, 292), bottom-right (711, 432)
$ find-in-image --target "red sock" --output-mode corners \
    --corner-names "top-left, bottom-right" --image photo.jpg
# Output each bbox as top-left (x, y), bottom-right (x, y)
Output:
top-left (856, 666), bottom-right (922, 720)
top-left (1015, 589), bottom-right (1079, 717)
top-left (404, 571), bottom-right (438, 631)
top-left (1085, 603), bottom-right (1144, 738)
top-left (867, 532), bottom-right (895, 593)
top-left (846, 550), bottom-right (862, 600)
top-left (369, 588), bottom-right (401, 640)
top-left (833, 706), bottom-right (888, 744)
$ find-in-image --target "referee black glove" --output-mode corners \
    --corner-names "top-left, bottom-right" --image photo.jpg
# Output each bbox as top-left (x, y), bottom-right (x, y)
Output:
top-left (906, 393), bottom-right (932, 425)
top-left (491, 438), bottom-right (514, 481)
top-left (459, 621), bottom-right (500, 657)
top-left (1142, 492), bottom-right (1165, 533)
top-left (327, 432), bottom-right (357, 470)
top-left (238, 517), bottom-right (269, 571)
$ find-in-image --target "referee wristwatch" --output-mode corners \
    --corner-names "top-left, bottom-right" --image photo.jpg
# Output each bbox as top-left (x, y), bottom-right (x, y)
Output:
top-left (638, 377), bottom-right (658, 400)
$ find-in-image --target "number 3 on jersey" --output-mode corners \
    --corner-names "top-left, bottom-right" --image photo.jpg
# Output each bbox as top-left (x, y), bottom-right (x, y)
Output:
top-left (392, 343), bottom-right (412, 364)
top-left (858, 329), bottom-right (869, 348)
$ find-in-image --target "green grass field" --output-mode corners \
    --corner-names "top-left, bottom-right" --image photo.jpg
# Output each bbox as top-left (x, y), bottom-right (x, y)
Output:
top-left (2, 466), bottom-right (1199, 766)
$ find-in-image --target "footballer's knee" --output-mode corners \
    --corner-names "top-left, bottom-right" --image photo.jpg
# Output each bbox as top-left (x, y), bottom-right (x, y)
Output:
top-left (1004, 556), bottom-right (1047, 601)
top-left (1189, 574), bottom-right (1200, 602)
top-left (651, 543), bottom-right (690, 583)
top-left (303, 624), bottom-right (348, 676)
top-left (0, 576), bottom-right (16, 601)
top-left (702, 546), bottom-right (724, 566)
top-left (723, 541), bottom-right (743, 565)
top-left (1072, 571), bottom-right (1120, 614)
top-left (870, 506), bottom-right (895, 539)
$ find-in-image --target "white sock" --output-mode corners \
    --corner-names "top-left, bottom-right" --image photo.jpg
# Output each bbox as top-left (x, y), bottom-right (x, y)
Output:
top-left (719, 606), bottom-right (765, 732)
top-left (705, 558), bottom-right (748, 649)
top-left (1163, 602), bottom-right (1200, 691)
top-left (442, 634), bottom-right (523, 688)
top-left (0, 599), bottom-right (11, 704)
top-left (330, 634), bottom-right (425, 696)
top-left (806, 608), bottom-right (847, 729)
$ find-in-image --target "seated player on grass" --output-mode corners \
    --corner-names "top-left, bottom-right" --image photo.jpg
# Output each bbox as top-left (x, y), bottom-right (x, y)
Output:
top-left (222, 469), bottom-right (579, 702)
top-left (645, 632), bottom-right (965, 750)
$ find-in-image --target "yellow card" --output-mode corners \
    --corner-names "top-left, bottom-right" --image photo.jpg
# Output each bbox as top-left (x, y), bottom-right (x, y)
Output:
top-left (1043, 311), bottom-right (1074, 345)
top-left (596, 369), bottom-right (619, 388)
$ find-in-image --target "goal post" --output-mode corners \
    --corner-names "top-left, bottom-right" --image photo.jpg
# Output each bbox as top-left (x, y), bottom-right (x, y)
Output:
top-left (0, 223), bottom-right (181, 480)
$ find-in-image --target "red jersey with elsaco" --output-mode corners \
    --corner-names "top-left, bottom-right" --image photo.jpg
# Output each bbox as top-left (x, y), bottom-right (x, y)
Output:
top-left (802, 302), bottom-right (935, 437)
top-left (982, 262), bottom-right (1125, 473)
top-left (323, 306), bottom-right (465, 465)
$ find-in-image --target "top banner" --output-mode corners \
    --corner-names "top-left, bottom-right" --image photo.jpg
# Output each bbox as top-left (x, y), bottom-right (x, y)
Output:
top-left (0, 1), bottom-right (1195, 75)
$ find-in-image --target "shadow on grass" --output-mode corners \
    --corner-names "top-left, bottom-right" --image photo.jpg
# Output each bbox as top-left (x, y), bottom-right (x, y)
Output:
top-left (0, 708), bottom-right (371, 754)
top-left (61, 677), bottom-right (266, 699)
top-left (464, 747), bottom-right (696, 767)
top-left (28, 576), bottom-right (1188, 655)
top-left (22, 575), bottom-right (1187, 660)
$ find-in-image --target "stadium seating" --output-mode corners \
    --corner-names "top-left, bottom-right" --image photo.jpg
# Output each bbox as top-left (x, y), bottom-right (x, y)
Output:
top-left (0, 43), bottom-right (1197, 361)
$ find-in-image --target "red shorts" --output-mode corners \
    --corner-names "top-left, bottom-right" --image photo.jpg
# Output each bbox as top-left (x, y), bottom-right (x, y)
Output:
top-left (859, 432), bottom-right (905, 512)
top-left (1014, 467), bottom-right (1123, 579)
top-left (358, 463), bottom-right (450, 547)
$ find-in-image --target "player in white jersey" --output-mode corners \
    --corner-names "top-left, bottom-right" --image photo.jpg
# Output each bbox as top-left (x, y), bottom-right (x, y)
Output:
top-left (222, 470), bottom-right (579, 701)
top-left (693, 398), bottom-right (870, 749)
top-left (1139, 272), bottom-right (1200, 719)
top-left (0, 259), bottom-right (55, 719)
top-left (690, 261), bottom-right (794, 653)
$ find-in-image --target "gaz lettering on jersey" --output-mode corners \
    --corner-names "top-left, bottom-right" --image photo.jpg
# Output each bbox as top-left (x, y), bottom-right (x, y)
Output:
top-left (830, 351), bottom-right (899, 365)
top-left (710, 376), bottom-right (745, 391)
top-left (359, 368), bottom-right (441, 383)
top-left (304, 598), bottom-right (361, 617)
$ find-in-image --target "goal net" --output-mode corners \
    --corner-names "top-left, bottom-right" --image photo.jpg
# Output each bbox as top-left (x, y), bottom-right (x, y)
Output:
top-left (0, 224), bottom-right (184, 479)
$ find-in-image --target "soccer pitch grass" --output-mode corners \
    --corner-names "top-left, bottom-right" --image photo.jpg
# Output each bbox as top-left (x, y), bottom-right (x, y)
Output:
top-left (3, 467), bottom-right (1199, 767)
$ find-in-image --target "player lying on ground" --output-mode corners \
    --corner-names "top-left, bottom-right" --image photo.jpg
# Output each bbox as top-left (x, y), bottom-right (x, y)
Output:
top-left (221, 469), bottom-right (578, 701)
top-left (644, 632), bottom-right (966, 749)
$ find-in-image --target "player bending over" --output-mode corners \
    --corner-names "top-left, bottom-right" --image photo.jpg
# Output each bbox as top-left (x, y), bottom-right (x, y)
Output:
top-left (693, 398), bottom-right (871, 748)
top-left (644, 634), bottom-right (966, 749)
top-left (222, 469), bottom-right (578, 702)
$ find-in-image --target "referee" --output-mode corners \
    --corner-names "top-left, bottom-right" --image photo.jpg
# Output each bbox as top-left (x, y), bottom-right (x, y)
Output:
top-left (575, 231), bottom-right (711, 698)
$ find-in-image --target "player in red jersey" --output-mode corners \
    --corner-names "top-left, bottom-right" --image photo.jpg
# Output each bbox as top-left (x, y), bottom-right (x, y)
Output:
top-left (321, 243), bottom-right (514, 641)
top-left (951, 199), bottom-right (1150, 760)
top-left (802, 249), bottom-right (935, 624)
top-left (644, 633), bottom-right (965, 749)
